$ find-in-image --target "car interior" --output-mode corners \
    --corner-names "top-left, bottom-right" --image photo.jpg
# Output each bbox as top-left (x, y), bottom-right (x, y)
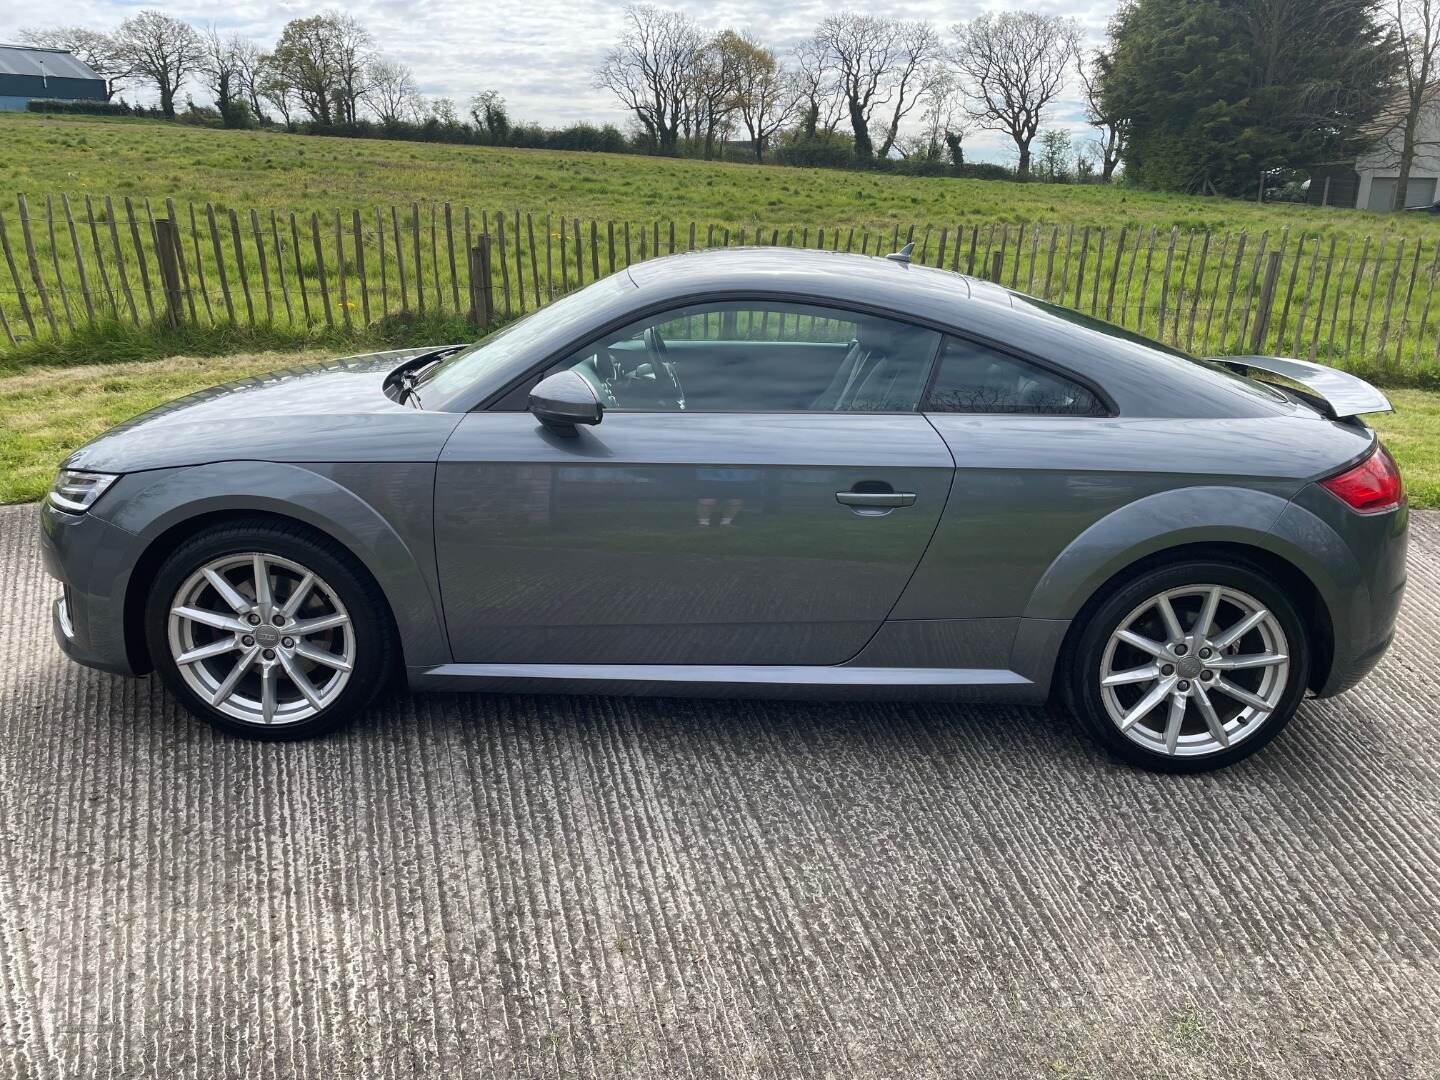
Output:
top-left (562, 303), bottom-right (942, 413)
top-left (555, 300), bottom-right (1103, 416)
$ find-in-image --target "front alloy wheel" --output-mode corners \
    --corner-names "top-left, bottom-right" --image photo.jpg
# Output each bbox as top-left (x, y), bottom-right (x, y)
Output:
top-left (168, 553), bottom-right (356, 726)
top-left (1068, 561), bottom-right (1309, 772)
top-left (147, 520), bottom-right (393, 739)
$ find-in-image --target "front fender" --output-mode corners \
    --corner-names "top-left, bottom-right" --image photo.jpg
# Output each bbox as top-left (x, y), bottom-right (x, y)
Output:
top-left (95, 459), bottom-right (450, 668)
top-left (1021, 484), bottom-right (1350, 622)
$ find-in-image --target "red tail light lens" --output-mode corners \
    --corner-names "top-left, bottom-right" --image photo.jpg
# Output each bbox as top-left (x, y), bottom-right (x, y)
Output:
top-left (1320, 444), bottom-right (1404, 513)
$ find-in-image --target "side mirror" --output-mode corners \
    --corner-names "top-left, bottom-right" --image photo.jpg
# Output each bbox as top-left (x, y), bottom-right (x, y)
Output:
top-left (529, 370), bottom-right (603, 435)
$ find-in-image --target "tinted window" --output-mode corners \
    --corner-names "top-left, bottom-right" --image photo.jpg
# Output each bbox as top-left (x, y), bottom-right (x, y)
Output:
top-left (557, 301), bottom-right (940, 413)
top-left (925, 338), bottom-right (1105, 415)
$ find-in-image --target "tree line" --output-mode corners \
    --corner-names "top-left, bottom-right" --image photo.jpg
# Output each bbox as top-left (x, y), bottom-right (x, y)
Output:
top-left (594, 6), bottom-right (1102, 178)
top-left (19, 6), bottom-right (1106, 182)
top-left (19, 1), bottom-right (1440, 205)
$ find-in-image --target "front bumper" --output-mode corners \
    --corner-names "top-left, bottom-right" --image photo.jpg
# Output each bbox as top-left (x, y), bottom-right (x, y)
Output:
top-left (39, 499), bottom-right (145, 677)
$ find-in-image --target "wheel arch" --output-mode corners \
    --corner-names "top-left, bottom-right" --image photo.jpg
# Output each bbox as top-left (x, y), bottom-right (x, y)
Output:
top-left (1025, 486), bottom-right (1340, 694)
top-left (104, 460), bottom-right (448, 677)
top-left (1050, 541), bottom-right (1334, 696)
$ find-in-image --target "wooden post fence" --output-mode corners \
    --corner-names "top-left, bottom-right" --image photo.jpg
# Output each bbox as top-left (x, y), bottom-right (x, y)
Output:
top-left (5, 194), bottom-right (1440, 377)
top-left (1250, 251), bottom-right (1284, 353)
top-left (153, 217), bottom-right (184, 328)
top-left (469, 235), bottom-right (494, 330)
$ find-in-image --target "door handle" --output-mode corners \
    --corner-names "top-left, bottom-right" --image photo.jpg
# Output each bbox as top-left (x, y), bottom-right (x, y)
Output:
top-left (835, 491), bottom-right (916, 508)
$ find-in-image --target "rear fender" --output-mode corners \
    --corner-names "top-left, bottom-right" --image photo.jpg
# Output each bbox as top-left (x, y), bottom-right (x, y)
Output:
top-left (1021, 485), bottom-right (1351, 623)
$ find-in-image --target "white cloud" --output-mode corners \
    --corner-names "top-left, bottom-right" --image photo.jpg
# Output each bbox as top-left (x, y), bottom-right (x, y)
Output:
top-left (4, 0), bottom-right (1113, 162)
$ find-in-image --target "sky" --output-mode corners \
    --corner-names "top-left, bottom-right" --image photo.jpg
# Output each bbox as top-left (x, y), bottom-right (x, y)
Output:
top-left (2, 0), bottom-right (1119, 162)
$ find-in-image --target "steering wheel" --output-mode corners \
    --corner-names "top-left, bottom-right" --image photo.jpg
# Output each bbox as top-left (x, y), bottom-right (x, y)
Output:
top-left (643, 326), bottom-right (685, 411)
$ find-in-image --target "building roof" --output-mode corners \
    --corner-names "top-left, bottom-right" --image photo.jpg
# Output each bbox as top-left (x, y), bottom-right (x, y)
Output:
top-left (0, 44), bottom-right (103, 82)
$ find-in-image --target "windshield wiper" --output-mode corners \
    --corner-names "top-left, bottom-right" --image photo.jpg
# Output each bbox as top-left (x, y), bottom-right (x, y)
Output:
top-left (397, 370), bottom-right (425, 408)
top-left (393, 345), bottom-right (466, 408)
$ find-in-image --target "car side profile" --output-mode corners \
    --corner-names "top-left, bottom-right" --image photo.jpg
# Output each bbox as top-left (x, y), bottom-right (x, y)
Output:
top-left (40, 247), bottom-right (1407, 771)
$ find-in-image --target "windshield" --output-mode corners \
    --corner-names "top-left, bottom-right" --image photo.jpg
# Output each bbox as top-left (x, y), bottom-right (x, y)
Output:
top-left (419, 275), bottom-right (634, 406)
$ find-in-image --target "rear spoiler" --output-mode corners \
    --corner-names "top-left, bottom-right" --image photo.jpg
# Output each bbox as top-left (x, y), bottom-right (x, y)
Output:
top-left (1213, 355), bottom-right (1392, 419)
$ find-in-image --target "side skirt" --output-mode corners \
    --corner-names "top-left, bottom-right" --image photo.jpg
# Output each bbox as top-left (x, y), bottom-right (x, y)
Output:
top-left (407, 663), bottom-right (1045, 703)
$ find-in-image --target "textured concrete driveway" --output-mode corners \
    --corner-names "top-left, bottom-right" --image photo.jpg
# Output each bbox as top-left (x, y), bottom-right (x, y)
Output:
top-left (0, 503), bottom-right (1437, 1079)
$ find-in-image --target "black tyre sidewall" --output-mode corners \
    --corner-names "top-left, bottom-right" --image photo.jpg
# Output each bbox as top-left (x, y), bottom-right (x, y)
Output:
top-left (145, 521), bottom-right (393, 740)
top-left (1067, 560), bottom-right (1310, 773)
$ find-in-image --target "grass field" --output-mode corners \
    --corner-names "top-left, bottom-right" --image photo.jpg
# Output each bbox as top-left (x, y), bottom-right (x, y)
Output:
top-left (4, 349), bottom-right (1437, 508)
top-left (5, 113), bottom-right (1440, 383)
top-left (5, 111), bottom-right (1438, 238)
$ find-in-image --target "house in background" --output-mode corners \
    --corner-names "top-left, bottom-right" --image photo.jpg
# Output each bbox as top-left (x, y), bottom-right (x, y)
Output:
top-left (0, 44), bottom-right (106, 112)
top-left (1308, 85), bottom-right (1440, 210)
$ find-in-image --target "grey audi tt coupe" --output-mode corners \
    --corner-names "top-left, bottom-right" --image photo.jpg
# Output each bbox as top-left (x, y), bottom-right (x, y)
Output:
top-left (40, 246), bottom-right (1406, 771)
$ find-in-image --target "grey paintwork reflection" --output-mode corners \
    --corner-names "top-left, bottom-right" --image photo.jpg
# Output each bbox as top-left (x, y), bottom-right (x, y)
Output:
top-left (435, 411), bottom-right (953, 665)
top-left (40, 247), bottom-right (1406, 701)
top-left (1219, 355), bottom-right (1393, 418)
top-left (64, 349), bottom-right (464, 474)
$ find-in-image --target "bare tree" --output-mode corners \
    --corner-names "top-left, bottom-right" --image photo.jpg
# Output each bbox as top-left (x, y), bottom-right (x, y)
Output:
top-left (595, 5), bottom-right (703, 153)
top-left (791, 36), bottom-right (844, 138)
top-left (686, 30), bottom-right (747, 159)
top-left (199, 27), bottom-right (246, 123)
top-left (902, 71), bottom-right (968, 162)
top-left (19, 26), bottom-right (133, 100)
top-left (370, 59), bottom-right (421, 124)
top-left (112, 10), bottom-right (202, 118)
top-left (731, 33), bottom-right (794, 160)
top-left (259, 60), bottom-right (296, 126)
top-left (1372, 0), bottom-right (1440, 208)
top-left (1076, 49), bottom-right (1125, 180)
top-left (874, 22), bottom-right (942, 158)
top-left (951, 12), bottom-right (1081, 179)
top-left (233, 40), bottom-right (269, 121)
top-left (329, 13), bottom-right (373, 123)
top-left (817, 13), bottom-right (891, 158)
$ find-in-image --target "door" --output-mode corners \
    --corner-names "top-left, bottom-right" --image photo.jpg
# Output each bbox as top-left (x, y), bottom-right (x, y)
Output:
top-left (434, 300), bottom-right (953, 666)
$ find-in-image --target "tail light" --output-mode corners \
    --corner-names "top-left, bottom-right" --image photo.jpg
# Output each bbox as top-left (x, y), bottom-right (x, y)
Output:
top-left (1320, 444), bottom-right (1404, 514)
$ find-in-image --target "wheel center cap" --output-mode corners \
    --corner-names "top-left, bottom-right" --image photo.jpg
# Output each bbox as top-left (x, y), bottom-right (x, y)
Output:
top-left (1177, 655), bottom-right (1204, 678)
top-left (253, 624), bottom-right (281, 648)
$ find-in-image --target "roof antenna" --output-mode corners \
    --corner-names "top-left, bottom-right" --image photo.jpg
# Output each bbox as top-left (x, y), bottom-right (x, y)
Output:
top-left (885, 242), bottom-right (914, 264)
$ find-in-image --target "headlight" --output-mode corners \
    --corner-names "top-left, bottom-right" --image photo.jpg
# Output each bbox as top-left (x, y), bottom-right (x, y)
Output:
top-left (49, 470), bottom-right (119, 514)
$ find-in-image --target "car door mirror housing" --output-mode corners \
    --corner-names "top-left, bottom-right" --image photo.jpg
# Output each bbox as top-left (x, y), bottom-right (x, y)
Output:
top-left (529, 370), bottom-right (604, 434)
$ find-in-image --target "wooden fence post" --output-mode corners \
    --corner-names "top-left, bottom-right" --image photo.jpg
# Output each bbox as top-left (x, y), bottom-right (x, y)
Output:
top-left (154, 217), bottom-right (184, 328)
top-left (1250, 250), bottom-right (1284, 353)
top-left (17, 195), bottom-right (59, 336)
top-left (469, 236), bottom-right (494, 329)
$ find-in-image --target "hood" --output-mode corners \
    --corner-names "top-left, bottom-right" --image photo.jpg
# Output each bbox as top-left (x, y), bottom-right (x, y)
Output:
top-left (65, 347), bottom-right (468, 474)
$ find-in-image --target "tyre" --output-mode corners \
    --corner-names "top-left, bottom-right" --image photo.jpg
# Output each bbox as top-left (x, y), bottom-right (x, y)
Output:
top-left (145, 519), bottom-right (395, 740)
top-left (1064, 560), bottom-right (1309, 773)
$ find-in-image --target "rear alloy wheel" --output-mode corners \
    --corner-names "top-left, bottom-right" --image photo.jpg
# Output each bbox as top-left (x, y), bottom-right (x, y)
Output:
top-left (1068, 561), bottom-right (1309, 772)
top-left (146, 522), bottom-right (393, 739)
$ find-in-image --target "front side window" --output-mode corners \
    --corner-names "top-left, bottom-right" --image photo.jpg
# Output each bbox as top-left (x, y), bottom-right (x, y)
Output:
top-left (554, 301), bottom-right (941, 413)
top-left (925, 337), bottom-right (1106, 416)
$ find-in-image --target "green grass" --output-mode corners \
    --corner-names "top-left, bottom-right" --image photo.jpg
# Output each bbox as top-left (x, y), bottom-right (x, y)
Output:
top-left (0, 311), bottom-right (480, 376)
top-left (4, 110), bottom-right (1440, 381)
top-left (5, 111), bottom-right (1438, 238)
top-left (2, 347), bottom-right (1436, 508)
top-left (1368, 390), bottom-right (1440, 507)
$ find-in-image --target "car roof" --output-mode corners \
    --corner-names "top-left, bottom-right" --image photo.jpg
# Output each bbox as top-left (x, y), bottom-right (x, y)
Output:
top-left (624, 246), bottom-right (1014, 318)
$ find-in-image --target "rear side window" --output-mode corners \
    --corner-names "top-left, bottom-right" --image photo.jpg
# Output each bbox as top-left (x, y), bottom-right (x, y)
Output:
top-left (925, 338), bottom-right (1105, 416)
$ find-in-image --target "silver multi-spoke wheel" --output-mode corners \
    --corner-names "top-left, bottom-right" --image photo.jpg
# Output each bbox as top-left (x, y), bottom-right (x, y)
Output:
top-left (1099, 584), bottom-right (1290, 759)
top-left (167, 552), bottom-right (355, 726)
